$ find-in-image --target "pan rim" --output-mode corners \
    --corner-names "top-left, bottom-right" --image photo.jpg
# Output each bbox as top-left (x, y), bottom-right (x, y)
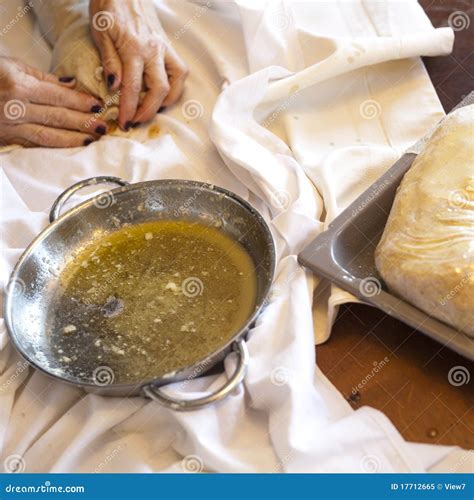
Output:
top-left (4, 179), bottom-right (277, 390)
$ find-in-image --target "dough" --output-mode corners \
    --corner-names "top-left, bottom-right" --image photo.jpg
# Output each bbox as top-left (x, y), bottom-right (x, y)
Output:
top-left (375, 104), bottom-right (474, 337)
top-left (31, 0), bottom-right (121, 121)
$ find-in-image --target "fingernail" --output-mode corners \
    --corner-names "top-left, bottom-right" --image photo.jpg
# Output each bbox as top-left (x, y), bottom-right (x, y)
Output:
top-left (132, 122), bottom-right (140, 128)
top-left (157, 106), bottom-right (166, 113)
top-left (95, 125), bottom-right (106, 135)
top-left (107, 74), bottom-right (115, 88)
top-left (124, 121), bottom-right (133, 131)
top-left (84, 138), bottom-right (94, 146)
top-left (59, 76), bottom-right (75, 83)
top-left (90, 105), bottom-right (102, 113)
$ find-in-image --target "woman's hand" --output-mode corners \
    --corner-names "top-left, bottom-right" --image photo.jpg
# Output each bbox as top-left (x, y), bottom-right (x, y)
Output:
top-left (89, 0), bottom-right (188, 130)
top-left (0, 57), bottom-right (108, 148)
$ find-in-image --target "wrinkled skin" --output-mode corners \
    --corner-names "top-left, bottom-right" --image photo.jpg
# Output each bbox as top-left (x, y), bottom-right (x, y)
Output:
top-left (0, 57), bottom-right (106, 148)
top-left (89, 0), bottom-right (189, 130)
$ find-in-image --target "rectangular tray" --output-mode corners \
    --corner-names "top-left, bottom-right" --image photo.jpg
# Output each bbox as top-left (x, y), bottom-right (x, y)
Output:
top-left (298, 102), bottom-right (473, 361)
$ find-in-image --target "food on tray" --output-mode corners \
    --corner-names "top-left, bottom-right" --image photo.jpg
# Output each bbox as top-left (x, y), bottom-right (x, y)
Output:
top-left (375, 104), bottom-right (473, 337)
top-left (52, 220), bottom-right (257, 382)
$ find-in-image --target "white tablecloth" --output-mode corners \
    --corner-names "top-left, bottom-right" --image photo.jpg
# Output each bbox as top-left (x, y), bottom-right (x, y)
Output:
top-left (0, 0), bottom-right (471, 473)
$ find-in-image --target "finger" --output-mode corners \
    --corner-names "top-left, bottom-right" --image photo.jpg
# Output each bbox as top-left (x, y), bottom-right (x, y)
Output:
top-left (12, 123), bottom-right (96, 148)
top-left (133, 58), bottom-right (169, 123)
top-left (0, 125), bottom-right (36, 147)
top-left (162, 46), bottom-right (188, 107)
top-left (119, 57), bottom-right (144, 129)
top-left (28, 81), bottom-right (103, 113)
top-left (20, 63), bottom-right (77, 88)
top-left (94, 33), bottom-right (122, 91)
top-left (23, 104), bottom-right (108, 135)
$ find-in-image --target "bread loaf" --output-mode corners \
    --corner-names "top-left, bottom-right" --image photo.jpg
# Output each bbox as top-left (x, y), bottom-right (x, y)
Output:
top-left (375, 105), bottom-right (473, 337)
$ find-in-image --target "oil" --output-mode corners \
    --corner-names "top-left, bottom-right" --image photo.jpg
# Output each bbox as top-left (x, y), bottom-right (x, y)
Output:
top-left (49, 220), bottom-right (257, 383)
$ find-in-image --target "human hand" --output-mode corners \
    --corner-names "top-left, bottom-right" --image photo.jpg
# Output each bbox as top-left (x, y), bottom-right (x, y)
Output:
top-left (89, 0), bottom-right (188, 130)
top-left (0, 57), bottom-right (107, 148)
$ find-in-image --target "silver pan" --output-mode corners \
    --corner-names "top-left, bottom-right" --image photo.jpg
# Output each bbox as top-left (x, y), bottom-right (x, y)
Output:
top-left (4, 176), bottom-right (276, 410)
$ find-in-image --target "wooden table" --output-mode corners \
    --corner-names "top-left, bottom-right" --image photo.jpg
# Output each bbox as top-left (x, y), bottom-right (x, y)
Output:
top-left (316, 0), bottom-right (474, 449)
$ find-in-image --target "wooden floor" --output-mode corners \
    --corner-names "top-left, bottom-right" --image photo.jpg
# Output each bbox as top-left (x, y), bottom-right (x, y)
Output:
top-left (319, 304), bottom-right (473, 448)
top-left (316, 0), bottom-right (474, 448)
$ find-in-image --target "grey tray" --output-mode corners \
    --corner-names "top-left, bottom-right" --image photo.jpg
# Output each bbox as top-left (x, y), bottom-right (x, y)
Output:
top-left (298, 96), bottom-right (474, 361)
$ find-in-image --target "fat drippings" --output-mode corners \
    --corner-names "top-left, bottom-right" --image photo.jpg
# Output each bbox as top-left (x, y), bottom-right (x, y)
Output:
top-left (49, 220), bottom-right (257, 383)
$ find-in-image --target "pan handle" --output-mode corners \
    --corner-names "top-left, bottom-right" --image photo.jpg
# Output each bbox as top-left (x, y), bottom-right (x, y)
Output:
top-left (49, 176), bottom-right (129, 222)
top-left (142, 339), bottom-right (249, 411)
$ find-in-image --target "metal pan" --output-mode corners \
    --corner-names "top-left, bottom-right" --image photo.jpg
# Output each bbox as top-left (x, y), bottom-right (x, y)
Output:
top-left (4, 177), bottom-right (276, 410)
top-left (298, 96), bottom-right (474, 361)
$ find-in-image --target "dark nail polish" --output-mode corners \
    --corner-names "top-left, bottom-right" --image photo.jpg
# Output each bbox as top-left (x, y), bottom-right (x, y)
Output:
top-left (90, 105), bottom-right (102, 113)
top-left (132, 122), bottom-right (140, 128)
top-left (59, 76), bottom-right (75, 83)
top-left (95, 125), bottom-right (106, 135)
top-left (124, 121), bottom-right (133, 131)
top-left (157, 106), bottom-right (166, 113)
top-left (84, 138), bottom-right (94, 146)
top-left (107, 74), bottom-right (115, 88)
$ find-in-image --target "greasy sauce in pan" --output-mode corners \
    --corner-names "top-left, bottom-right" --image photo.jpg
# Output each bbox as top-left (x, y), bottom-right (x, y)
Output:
top-left (49, 220), bottom-right (257, 383)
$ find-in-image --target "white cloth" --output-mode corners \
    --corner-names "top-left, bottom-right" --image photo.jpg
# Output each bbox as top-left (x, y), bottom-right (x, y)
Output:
top-left (0, 0), bottom-right (470, 473)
